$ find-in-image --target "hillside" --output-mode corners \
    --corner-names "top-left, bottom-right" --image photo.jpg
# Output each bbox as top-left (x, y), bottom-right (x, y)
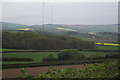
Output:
top-left (1, 22), bottom-right (118, 33)
top-left (1, 22), bottom-right (31, 31)
top-left (62, 24), bottom-right (118, 33)
top-left (1, 22), bottom-right (118, 43)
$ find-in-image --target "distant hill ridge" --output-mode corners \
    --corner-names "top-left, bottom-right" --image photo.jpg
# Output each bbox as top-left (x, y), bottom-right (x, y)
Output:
top-left (1, 22), bottom-right (118, 33)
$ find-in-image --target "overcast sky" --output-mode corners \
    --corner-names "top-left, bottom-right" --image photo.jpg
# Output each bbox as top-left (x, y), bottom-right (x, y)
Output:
top-left (1, 2), bottom-right (118, 25)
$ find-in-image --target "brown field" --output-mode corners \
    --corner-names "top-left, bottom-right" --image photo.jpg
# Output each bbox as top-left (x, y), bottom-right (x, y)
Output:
top-left (2, 64), bottom-right (92, 78)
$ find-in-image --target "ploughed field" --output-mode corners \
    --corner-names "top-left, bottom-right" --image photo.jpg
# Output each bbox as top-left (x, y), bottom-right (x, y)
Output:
top-left (2, 64), bottom-right (93, 78)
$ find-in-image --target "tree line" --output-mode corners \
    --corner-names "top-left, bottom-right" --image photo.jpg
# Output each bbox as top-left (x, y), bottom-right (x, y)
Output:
top-left (3, 58), bottom-right (34, 61)
top-left (43, 49), bottom-right (120, 62)
top-left (2, 32), bottom-right (95, 50)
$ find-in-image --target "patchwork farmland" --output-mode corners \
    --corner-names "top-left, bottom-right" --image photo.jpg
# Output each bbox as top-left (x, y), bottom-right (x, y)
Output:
top-left (2, 45), bottom-right (119, 65)
top-left (1, 22), bottom-right (119, 78)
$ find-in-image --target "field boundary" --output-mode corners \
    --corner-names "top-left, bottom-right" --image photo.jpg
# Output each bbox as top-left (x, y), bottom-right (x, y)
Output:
top-left (2, 51), bottom-right (59, 53)
top-left (2, 59), bottom-right (108, 69)
top-left (2, 49), bottom-right (119, 53)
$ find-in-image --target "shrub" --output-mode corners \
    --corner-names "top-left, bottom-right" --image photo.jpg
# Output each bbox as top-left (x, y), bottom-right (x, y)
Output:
top-left (77, 53), bottom-right (86, 60)
top-left (42, 52), bottom-right (57, 61)
top-left (47, 52), bottom-right (55, 59)
top-left (58, 49), bottom-right (78, 61)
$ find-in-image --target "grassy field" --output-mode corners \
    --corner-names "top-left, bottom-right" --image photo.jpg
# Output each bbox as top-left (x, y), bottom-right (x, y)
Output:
top-left (3, 52), bottom-right (58, 63)
top-left (0, 49), bottom-right (59, 52)
top-left (2, 62), bottom-right (33, 64)
top-left (96, 46), bottom-right (119, 50)
top-left (79, 51), bottom-right (108, 56)
top-left (3, 51), bottom-right (111, 65)
top-left (0, 49), bottom-right (30, 51)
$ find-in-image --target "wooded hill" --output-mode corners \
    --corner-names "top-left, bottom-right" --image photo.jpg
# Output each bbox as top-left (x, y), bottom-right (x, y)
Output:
top-left (2, 32), bottom-right (95, 50)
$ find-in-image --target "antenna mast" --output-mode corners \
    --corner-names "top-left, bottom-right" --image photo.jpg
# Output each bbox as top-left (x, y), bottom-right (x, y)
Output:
top-left (43, 0), bottom-right (45, 31)
top-left (51, 5), bottom-right (53, 33)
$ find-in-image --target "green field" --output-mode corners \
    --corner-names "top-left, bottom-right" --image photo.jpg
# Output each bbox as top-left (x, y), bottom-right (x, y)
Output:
top-left (96, 46), bottom-right (119, 50)
top-left (79, 51), bottom-right (108, 56)
top-left (3, 52), bottom-right (58, 63)
top-left (0, 49), bottom-right (58, 52)
top-left (2, 61), bottom-right (33, 64)
top-left (3, 51), bottom-right (110, 65)
top-left (0, 49), bottom-right (31, 51)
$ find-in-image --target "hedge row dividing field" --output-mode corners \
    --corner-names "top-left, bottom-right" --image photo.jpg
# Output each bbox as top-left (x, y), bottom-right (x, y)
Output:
top-left (1, 45), bottom-right (119, 52)
top-left (3, 59), bottom-right (106, 69)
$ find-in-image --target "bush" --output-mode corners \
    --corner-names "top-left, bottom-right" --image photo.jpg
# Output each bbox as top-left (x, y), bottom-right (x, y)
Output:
top-left (77, 53), bottom-right (86, 60)
top-left (47, 52), bottom-right (55, 59)
top-left (58, 49), bottom-right (78, 60)
top-left (42, 52), bottom-right (57, 61)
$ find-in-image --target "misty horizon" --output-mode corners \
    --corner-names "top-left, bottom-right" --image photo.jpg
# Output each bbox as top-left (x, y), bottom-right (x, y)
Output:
top-left (1, 2), bottom-right (118, 25)
top-left (1, 21), bottom-right (119, 26)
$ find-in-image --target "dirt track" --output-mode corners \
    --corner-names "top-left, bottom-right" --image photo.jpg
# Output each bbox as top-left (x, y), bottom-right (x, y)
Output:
top-left (2, 64), bottom-right (91, 78)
